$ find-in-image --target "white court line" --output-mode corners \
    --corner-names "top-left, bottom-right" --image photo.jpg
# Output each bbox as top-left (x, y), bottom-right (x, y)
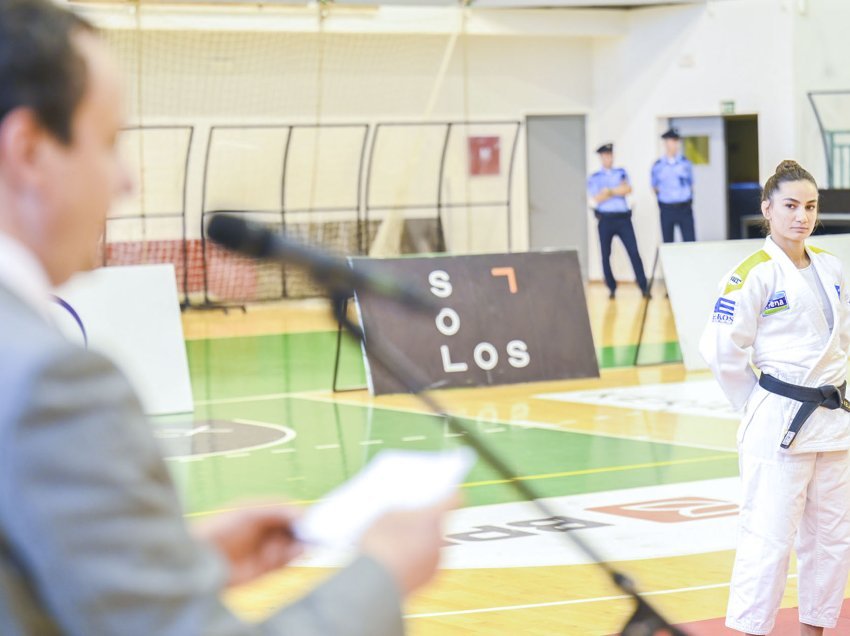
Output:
top-left (296, 392), bottom-right (737, 452)
top-left (165, 419), bottom-right (297, 461)
top-left (194, 392), bottom-right (295, 407)
top-left (404, 575), bottom-right (798, 619)
top-left (402, 435), bottom-right (427, 442)
top-left (512, 419), bottom-right (737, 454)
top-left (193, 389), bottom-right (737, 454)
top-left (360, 439), bottom-right (384, 446)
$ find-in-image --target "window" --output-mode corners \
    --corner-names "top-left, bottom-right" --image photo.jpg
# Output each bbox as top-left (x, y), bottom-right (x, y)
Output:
top-left (683, 136), bottom-right (710, 164)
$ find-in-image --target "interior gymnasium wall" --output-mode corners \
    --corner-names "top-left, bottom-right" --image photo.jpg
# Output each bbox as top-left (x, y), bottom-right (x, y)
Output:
top-left (588, 0), bottom-right (796, 283)
top-left (101, 26), bottom-right (595, 255)
top-left (792, 0), bottom-right (850, 186)
top-left (83, 1), bottom-right (833, 286)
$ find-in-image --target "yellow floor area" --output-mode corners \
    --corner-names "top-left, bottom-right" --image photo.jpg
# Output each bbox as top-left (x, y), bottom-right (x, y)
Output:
top-left (180, 281), bottom-right (794, 634)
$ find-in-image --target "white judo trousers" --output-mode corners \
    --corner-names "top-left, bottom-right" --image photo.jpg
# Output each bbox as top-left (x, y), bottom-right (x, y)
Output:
top-left (701, 237), bottom-right (850, 634)
top-left (730, 426), bottom-right (850, 633)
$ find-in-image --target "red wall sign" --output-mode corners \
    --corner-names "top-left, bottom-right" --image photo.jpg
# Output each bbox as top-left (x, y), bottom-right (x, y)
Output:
top-left (468, 136), bottom-right (501, 176)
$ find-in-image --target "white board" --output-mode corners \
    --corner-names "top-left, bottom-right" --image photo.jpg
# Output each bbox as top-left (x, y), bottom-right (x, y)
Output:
top-left (661, 234), bottom-right (850, 371)
top-left (50, 264), bottom-right (194, 415)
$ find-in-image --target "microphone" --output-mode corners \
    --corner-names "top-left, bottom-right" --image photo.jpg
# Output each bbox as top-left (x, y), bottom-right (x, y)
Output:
top-left (206, 213), bottom-right (436, 312)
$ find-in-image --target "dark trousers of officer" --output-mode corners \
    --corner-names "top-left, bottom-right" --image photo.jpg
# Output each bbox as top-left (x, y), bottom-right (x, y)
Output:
top-left (659, 200), bottom-right (696, 243)
top-left (596, 211), bottom-right (648, 295)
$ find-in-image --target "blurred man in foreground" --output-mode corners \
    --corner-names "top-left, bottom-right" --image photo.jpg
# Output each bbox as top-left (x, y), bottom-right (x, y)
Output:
top-left (0, 1), bottom-right (451, 633)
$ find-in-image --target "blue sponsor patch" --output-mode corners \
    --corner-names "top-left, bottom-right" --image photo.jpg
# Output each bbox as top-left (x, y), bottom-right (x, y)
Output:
top-left (763, 291), bottom-right (789, 316)
top-left (836, 284), bottom-right (841, 299)
top-left (712, 297), bottom-right (735, 324)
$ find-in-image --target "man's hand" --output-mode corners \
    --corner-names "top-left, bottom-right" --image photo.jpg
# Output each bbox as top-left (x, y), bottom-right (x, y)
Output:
top-left (358, 495), bottom-right (458, 596)
top-left (192, 506), bottom-right (304, 587)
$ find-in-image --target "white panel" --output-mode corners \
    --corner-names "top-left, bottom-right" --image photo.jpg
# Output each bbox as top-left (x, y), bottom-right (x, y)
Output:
top-left (113, 127), bottom-right (192, 219)
top-left (51, 265), bottom-right (194, 415)
top-left (661, 234), bottom-right (850, 371)
top-left (367, 124), bottom-right (446, 214)
top-left (205, 127), bottom-right (289, 212)
top-left (285, 126), bottom-right (367, 212)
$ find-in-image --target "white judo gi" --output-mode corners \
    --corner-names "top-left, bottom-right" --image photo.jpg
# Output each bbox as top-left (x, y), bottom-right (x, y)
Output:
top-left (700, 236), bottom-right (850, 634)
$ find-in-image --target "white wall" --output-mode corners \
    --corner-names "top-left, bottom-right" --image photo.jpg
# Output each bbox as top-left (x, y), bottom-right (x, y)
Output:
top-left (101, 24), bottom-right (594, 254)
top-left (588, 0), bottom-right (796, 282)
top-left (792, 0), bottom-right (850, 187)
top-left (87, 0), bottom-right (842, 281)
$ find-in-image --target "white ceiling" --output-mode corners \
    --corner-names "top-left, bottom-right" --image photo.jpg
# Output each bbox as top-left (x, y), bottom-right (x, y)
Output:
top-left (91, 0), bottom-right (710, 7)
top-left (332, 0), bottom-right (709, 5)
top-left (372, 0), bottom-right (709, 8)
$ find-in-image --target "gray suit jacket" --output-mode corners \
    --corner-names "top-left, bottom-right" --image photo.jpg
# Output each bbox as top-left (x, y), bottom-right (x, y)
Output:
top-left (0, 284), bottom-right (404, 635)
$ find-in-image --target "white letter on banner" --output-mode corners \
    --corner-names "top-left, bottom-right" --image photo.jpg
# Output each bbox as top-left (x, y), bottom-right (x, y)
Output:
top-left (441, 345), bottom-right (468, 373)
top-left (429, 270), bottom-right (453, 298)
top-left (507, 340), bottom-right (530, 368)
top-left (473, 342), bottom-right (499, 371)
top-left (435, 308), bottom-right (460, 336)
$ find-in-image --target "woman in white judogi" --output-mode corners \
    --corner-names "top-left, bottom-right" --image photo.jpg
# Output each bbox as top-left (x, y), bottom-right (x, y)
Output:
top-left (701, 160), bottom-right (850, 636)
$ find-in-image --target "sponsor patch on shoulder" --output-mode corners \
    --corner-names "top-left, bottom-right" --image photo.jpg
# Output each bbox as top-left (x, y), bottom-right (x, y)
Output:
top-left (835, 284), bottom-right (841, 299)
top-left (728, 273), bottom-right (743, 286)
top-left (712, 297), bottom-right (735, 324)
top-left (763, 290), bottom-right (790, 316)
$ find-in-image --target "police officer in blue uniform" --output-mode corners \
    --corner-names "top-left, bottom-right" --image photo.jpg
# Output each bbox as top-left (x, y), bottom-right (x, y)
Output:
top-left (587, 143), bottom-right (649, 300)
top-left (651, 128), bottom-right (695, 242)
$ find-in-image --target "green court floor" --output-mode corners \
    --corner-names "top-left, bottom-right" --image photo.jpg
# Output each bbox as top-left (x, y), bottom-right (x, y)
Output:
top-left (185, 331), bottom-right (683, 400)
top-left (158, 331), bottom-right (731, 517)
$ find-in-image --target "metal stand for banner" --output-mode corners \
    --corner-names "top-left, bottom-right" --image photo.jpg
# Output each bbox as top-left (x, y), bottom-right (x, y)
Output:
top-left (633, 247), bottom-right (660, 367)
top-left (331, 295), bottom-right (368, 393)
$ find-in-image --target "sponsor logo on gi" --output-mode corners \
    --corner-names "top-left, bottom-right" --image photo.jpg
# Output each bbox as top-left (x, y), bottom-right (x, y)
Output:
top-left (763, 290), bottom-right (789, 316)
top-left (728, 273), bottom-right (743, 286)
top-left (836, 284), bottom-right (841, 299)
top-left (712, 297), bottom-right (735, 324)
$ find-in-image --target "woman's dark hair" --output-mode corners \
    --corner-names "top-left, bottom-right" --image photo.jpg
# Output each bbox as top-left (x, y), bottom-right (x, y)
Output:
top-left (762, 160), bottom-right (818, 202)
top-left (0, 0), bottom-right (94, 144)
top-left (761, 160), bottom-right (819, 234)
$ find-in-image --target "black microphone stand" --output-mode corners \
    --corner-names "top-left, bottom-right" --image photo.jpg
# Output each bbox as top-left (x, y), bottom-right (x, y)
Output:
top-left (327, 287), bottom-right (688, 636)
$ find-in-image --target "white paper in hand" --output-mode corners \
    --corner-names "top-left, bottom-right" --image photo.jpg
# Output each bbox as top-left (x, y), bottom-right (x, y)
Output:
top-left (294, 447), bottom-right (475, 549)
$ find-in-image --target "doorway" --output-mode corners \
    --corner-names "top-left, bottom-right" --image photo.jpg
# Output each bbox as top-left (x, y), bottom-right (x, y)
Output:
top-left (724, 115), bottom-right (761, 238)
top-left (668, 115), bottom-right (760, 240)
top-left (526, 115), bottom-right (588, 276)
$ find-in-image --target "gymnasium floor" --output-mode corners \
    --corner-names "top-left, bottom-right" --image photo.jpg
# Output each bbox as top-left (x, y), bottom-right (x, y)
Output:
top-left (161, 282), bottom-right (850, 635)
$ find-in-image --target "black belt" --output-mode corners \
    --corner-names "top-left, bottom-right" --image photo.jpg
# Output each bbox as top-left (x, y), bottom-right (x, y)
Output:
top-left (594, 210), bottom-right (632, 220)
top-left (759, 373), bottom-right (850, 449)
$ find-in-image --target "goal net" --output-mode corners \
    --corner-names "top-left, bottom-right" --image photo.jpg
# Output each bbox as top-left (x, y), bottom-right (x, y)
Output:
top-left (76, 1), bottom-right (519, 304)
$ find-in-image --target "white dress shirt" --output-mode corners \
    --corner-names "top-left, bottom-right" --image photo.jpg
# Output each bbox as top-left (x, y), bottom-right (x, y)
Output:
top-left (0, 232), bottom-right (53, 321)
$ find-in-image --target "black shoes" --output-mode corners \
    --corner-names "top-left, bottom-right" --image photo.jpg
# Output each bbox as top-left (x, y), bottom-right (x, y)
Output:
top-left (607, 288), bottom-right (650, 300)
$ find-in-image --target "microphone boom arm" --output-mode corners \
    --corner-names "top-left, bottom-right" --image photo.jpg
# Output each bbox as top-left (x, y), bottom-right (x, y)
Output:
top-left (329, 292), bottom-right (688, 636)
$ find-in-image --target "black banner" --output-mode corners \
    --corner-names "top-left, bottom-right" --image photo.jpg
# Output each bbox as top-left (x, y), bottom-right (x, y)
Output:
top-left (351, 251), bottom-right (599, 395)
